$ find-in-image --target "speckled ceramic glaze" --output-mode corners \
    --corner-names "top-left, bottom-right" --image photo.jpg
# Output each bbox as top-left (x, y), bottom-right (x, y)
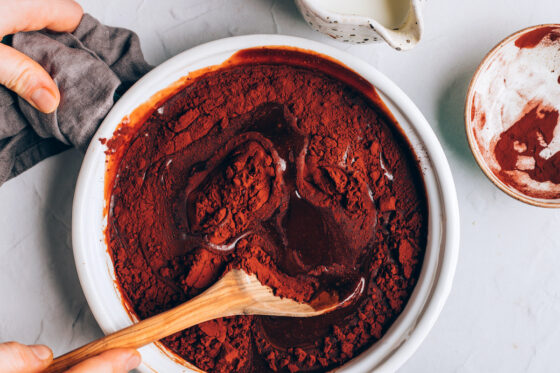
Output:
top-left (295, 0), bottom-right (425, 50)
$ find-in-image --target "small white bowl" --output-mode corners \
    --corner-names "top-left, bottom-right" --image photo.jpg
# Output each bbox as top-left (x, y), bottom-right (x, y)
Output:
top-left (466, 24), bottom-right (560, 207)
top-left (294, 0), bottom-right (425, 50)
top-left (73, 35), bottom-right (459, 373)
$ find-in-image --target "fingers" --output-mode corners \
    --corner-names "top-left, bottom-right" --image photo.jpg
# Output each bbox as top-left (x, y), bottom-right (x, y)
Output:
top-left (0, 0), bottom-right (84, 113)
top-left (64, 349), bottom-right (141, 373)
top-left (0, 0), bottom-right (83, 37)
top-left (0, 343), bottom-right (140, 373)
top-left (0, 43), bottom-right (60, 113)
top-left (0, 342), bottom-right (53, 373)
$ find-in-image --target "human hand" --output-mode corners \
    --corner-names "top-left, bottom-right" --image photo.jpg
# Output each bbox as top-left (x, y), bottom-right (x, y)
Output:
top-left (0, 0), bottom-right (83, 113)
top-left (0, 342), bottom-right (141, 373)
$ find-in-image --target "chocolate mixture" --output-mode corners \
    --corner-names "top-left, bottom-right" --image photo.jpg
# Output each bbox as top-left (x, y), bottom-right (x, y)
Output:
top-left (107, 49), bottom-right (428, 372)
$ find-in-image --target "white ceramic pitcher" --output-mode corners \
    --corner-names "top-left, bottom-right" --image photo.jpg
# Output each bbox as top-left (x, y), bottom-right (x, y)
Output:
top-left (295, 0), bottom-right (425, 51)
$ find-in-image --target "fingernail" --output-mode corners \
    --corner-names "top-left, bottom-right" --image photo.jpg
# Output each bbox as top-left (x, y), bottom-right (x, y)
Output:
top-left (30, 88), bottom-right (58, 113)
top-left (125, 352), bottom-right (141, 371)
top-left (29, 345), bottom-right (52, 361)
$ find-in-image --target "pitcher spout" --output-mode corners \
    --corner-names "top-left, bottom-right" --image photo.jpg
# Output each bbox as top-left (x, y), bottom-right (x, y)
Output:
top-left (374, 0), bottom-right (424, 51)
top-left (295, 0), bottom-right (426, 51)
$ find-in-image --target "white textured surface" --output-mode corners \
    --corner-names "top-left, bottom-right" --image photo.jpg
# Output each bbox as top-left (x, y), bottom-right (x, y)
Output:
top-left (1, 0), bottom-right (559, 372)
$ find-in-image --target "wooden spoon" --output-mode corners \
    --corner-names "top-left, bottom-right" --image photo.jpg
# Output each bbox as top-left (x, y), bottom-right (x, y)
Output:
top-left (44, 269), bottom-right (341, 372)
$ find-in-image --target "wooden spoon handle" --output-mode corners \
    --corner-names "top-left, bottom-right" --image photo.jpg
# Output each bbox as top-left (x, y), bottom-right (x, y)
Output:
top-left (43, 269), bottom-right (323, 372)
top-left (44, 271), bottom-right (246, 372)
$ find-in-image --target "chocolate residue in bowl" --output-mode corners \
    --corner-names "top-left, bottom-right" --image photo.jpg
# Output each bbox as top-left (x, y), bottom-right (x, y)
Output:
top-left (495, 102), bottom-right (560, 188)
top-left (469, 26), bottom-right (560, 201)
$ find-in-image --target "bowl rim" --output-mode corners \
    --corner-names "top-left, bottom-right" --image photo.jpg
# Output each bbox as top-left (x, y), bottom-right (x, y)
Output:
top-left (464, 23), bottom-right (560, 208)
top-left (72, 34), bottom-right (460, 373)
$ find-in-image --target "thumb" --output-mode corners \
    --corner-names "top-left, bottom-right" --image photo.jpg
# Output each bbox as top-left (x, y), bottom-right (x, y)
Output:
top-left (0, 342), bottom-right (53, 373)
top-left (0, 43), bottom-right (60, 113)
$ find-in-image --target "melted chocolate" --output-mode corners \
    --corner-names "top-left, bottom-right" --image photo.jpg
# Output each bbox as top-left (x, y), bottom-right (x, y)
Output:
top-left (182, 103), bottom-right (371, 302)
top-left (495, 103), bottom-right (560, 185)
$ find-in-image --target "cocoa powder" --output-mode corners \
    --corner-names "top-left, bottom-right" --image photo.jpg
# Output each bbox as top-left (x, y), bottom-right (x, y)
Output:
top-left (106, 48), bottom-right (428, 372)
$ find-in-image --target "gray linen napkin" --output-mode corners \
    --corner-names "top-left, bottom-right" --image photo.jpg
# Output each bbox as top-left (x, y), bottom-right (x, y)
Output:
top-left (0, 14), bottom-right (152, 186)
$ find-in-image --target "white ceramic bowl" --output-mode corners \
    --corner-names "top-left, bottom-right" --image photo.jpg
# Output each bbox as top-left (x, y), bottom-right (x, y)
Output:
top-left (73, 35), bottom-right (460, 373)
top-left (465, 25), bottom-right (560, 207)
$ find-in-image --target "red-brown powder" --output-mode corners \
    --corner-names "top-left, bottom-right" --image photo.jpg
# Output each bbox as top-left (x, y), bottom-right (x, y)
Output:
top-left (106, 48), bottom-right (427, 372)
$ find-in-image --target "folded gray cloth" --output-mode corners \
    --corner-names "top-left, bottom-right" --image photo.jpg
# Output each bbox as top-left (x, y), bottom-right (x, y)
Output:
top-left (0, 14), bottom-right (152, 186)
